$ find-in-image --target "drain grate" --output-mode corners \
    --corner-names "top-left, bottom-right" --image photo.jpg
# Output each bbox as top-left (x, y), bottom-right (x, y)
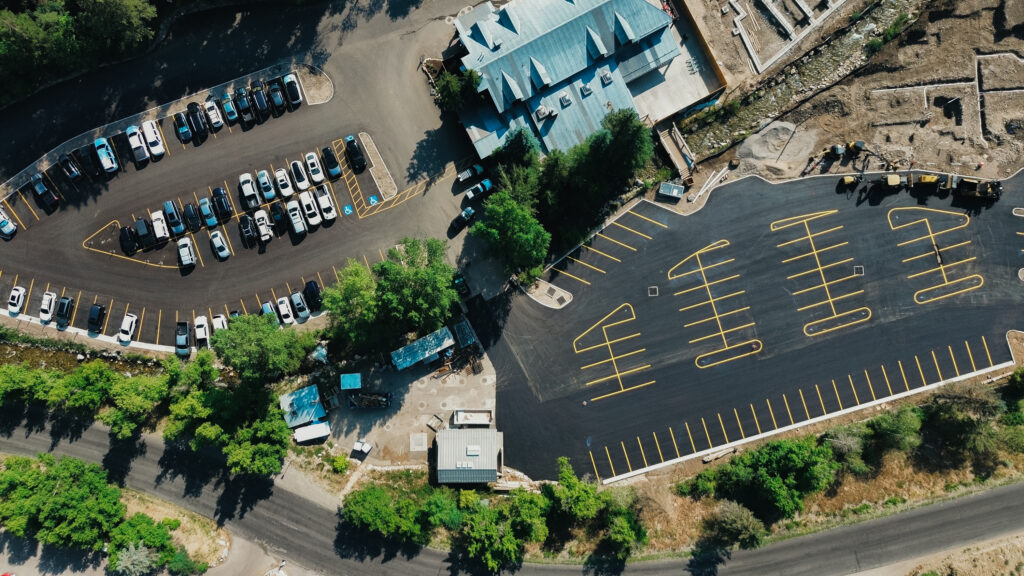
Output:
top-left (853, 265), bottom-right (864, 276)
top-left (648, 286), bottom-right (659, 297)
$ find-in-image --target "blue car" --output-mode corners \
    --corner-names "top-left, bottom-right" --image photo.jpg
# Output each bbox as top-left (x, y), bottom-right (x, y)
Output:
top-left (199, 198), bottom-right (218, 227)
top-left (174, 112), bottom-right (192, 143)
top-left (93, 138), bottom-right (119, 173)
top-left (220, 93), bottom-right (238, 123)
top-left (163, 200), bottom-right (186, 236)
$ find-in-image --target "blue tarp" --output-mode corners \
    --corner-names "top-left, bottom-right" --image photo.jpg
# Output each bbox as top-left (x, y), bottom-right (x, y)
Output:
top-left (390, 327), bottom-right (455, 370)
top-left (340, 373), bottom-right (362, 390)
top-left (451, 318), bottom-right (477, 350)
top-left (279, 384), bottom-right (326, 428)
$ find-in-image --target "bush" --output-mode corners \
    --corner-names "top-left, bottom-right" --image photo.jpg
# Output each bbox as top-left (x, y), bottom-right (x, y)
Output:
top-left (865, 39), bottom-right (884, 56)
top-left (342, 486), bottom-right (424, 543)
top-left (824, 424), bottom-right (871, 475)
top-left (458, 503), bottom-right (523, 571)
top-left (422, 488), bottom-right (462, 530)
top-left (700, 501), bottom-right (766, 550)
top-left (550, 457), bottom-right (601, 523)
top-left (330, 454), bottom-right (350, 475)
top-left (605, 508), bottom-right (648, 560)
top-left (866, 405), bottom-right (922, 453)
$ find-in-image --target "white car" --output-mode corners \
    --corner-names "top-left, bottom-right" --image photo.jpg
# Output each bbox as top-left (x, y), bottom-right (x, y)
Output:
top-left (239, 172), bottom-right (260, 210)
top-left (286, 200), bottom-right (306, 235)
top-left (177, 236), bottom-right (196, 267)
top-left (141, 120), bottom-right (165, 157)
top-left (125, 125), bottom-right (150, 163)
top-left (256, 169), bottom-right (276, 201)
top-left (39, 291), bottom-right (57, 323)
top-left (117, 313), bottom-right (138, 344)
top-left (194, 315), bottom-right (210, 348)
top-left (276, 296), bottom-right (294, 325)
top-left (314, 185), bottom-right (337, 222)
top-left (253, 209), bottom-right (273, 243)
top-left (289, 160), bottom-right (310, 191)
top-left (7, 286), bottom-right (26, 315)
top-left (0, 205), bottom-right (17, 239)
top-left (211, 314), bottom-right (229, 332)
top-left (210, 230), bottom-right (230, 260)
top-left (304, 152), bottom-right (325, 184)
top-left (151, 210), bottom-right (170, 243)
top-left (298, 191), bottom-right (321, 227)
top-left (203, 100), bottom-right (224, 129)
top-left (274, 168), bottom-right (294, 198)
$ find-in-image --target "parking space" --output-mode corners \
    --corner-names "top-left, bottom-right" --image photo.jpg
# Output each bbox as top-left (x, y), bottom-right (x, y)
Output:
top-left (487, 173), bottom-right (1024, 482)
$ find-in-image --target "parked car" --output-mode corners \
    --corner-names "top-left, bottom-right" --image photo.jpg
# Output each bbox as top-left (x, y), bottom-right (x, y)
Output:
top-left (256, 169), bottom-right (276, 201)
top-left (177, 237), bottom-right (196, 267)
top-left (211, 314), bottom-right (229, 332)
top-left (320, 146), bottom-right (342, 179)
top-left (38, 291), bottom-right (57, 323)
top-left (151, 210), bottom-right (170, 243)
top-left (94, 137), bottom-right (119, 172)
top-left (239, 172), bottom-right (260, 210)
top-left (141, 120), bottom-right (166, 157)
top-left (174, 112), bottom-right (192, 142)
top-left (457, 164), bottom-right (485, 183)
top-left (269, 201), bottom-right (287, 232)
top-left (238, 214), bottom-right (257, 248)
top-left (314, 185), bottom-right (337, 222)
top-left (221, 92), bottom-right (238, 123)
top-left (212, 187), bottom-right (232, 222)
top-left (56, 296), bottom-right (75, 330)
top-left (58, 153), bottom-right (83, 180)
top-left (164, 200), bottom-right (185, 236)
top-left (286, 200), bottom-right (306, 235)
top-left (344, 134), bottom-right (366, 172)
top-left (253, 209), bottom-right (273, 243)
top-left (117, 313), bottom-right (138, 344)
top-left (289, 160), bottom-right (310, 191)
top-left (203, 100), bottom-right (224, 129)
top-left (283, 73), bottom-right (302, 106)
top-left (119, 225), bottom-right (138, 254)
top-left (210, 230), bottom-right (230, 260)
top-left (276, 296), bottom-right (294, 325)
top-left (30, 173), bottom-right (59, 211)
top-left (465, 178), bottom-right (493, 201)
top-left (0, 206), bottom-right (16, 239)
top-left (125, 125), bottom-right (150, 163)
top-left (304, 152), bottom-right (325, 184)
top-left (290, 291), bottom-right (310, 323)
top-left (451, 206), bottom-right (475, 232)
top-left (183, 202), bottom-right (202, 232)
top-left (187, 102), bottom-right (208, 136)
top-left (75, 148), bottom-right (101, 177)
top-left (298, 191), bottom-right (321, 227)
top-left (260, 301), bottom-right (278, 324)
top-left (303, 280), bottom-right (322, 312)
top-left (235, 88), bottom-right (254, 123)
top-left (174, 321), bottom-right (190, 357)
top-left (199, 197), bottom-right (218, 227)
top-left (194, 315), bottom-right (210, 349)
top-left (268, 82), bottom-right (286, 110)
top-left (251, 80), bottom-right (269, 118)
top-left (87, 303), bottom-right (106, 333)
top-left (134, 217), bottom-right (154, 249)
top-left (8, 286), bottom-right (26, 315)
top-left (453, 272), bottom-right (470, 298)
top-left (274, 168), bottom-right (294, 198)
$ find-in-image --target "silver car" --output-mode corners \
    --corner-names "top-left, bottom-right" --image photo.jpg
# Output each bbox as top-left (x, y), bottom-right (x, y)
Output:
top-left (39, 291), bottom-right (57, 323)
top-left (304, 152), bottom-right (325, 184)
top-left (125, 125), bottom-right (150, 163)
top-left (177, 237), bottom-right (196, 267)
top-left (117, 313), bottom-right (138, 344)
top-left (286, 200), bottom-right (306, 235)
top-left (210, 230), bottom-right (230, 260)
top-left (290, 291), bottom-right (310, 322)
top-left (256, 170), bottom-right (276, 201)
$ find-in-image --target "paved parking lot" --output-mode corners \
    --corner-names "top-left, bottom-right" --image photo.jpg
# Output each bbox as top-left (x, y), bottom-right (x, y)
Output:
top-left (479, 173), bottom-right (1024, 482)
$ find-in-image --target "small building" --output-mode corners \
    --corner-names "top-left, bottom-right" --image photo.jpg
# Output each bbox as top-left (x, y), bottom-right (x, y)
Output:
top-left (293, 422), bottom-right (331, 444)
top-left (278, 384), bottom-right (325, 429)
top-left (390, 326), bottom-right (455, 371)
top-left (436, 428), bottom-right (504, 484)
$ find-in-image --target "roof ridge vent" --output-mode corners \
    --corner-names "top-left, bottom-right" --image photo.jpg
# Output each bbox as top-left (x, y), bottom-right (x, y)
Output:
top-left (498, 4), bottom-right (519, 34)
top-left (586, 26), bottom-right (608, 59)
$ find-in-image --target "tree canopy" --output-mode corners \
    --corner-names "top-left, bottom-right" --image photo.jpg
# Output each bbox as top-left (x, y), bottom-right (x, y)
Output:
top-left (321, 259), bottom-right (378, 345)
top-left (372, 237), bottom-right (459, 338)
top-left (471, 191), bottom-right (551, 281)
top-left (211, 314), bottom-right (314, 383)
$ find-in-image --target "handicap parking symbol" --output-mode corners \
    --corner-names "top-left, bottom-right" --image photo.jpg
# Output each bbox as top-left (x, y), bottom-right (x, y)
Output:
top-left (368, 196), bottom-right (378, 206)
top-left (343, 205), bottom-right (354, 216)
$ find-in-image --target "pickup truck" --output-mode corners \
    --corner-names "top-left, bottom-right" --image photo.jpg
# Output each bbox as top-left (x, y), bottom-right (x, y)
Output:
top-left (174, 322), bottom-right (191, 358)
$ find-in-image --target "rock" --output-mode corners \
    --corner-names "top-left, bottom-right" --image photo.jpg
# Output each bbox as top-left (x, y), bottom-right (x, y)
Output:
top-left (76, 354), bottom-right (85, 362)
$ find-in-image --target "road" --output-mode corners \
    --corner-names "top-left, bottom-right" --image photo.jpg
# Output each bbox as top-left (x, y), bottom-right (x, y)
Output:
top-left (3, 419), bottom-right (1024, 575)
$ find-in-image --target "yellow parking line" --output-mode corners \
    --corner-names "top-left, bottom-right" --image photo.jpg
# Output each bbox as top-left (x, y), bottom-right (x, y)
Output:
top-left (717, 413), bottom-right (729, 443)
top-left (832, 379), bottom-right (845, 409)
top-left (621, 442), bottom-right (632, 471)
top-left (156, 310), bottom-right (162, 345)
top-left (782, 394), bottom-right (794, 425)
top-left (845, 375), bottom-right (858, 406)
top-left (317, 271), bottom-right (326, 287)
top-left (931, 350), bottom-right (943, 381)
top-left (605, 446), bottom-right (616, 477)
top-left (69, 290), bottom-right (82, 326)
top-left (965, 341), bottom-right (977, 372)
top-left (3, 200), bottom-right (26, 229)
top-left (24, 277), bottom-right (35, 306)
top-left (881, 365), bottom-right (893, 396)
top-left (750, 404), bottom-right (762, 434)
top-left (611, 220), bottom-right (652, 240)
top-left (239, 299), bottom-right (248, 314)
top-left (102, 298), bottom-right (114, 334)
top-left (18, 192), bottom-right (39, 220)
top-left (652, 433), bottom-right (664, 462)
top-left (766, 398), bottom-right (778, 429)
top-left (597, 233), bottom-right (636, 251)
top-left (701, 417), bottom-right (712, 448)
top-left (138, 308), bottom-right (145, 337)
top-left (787, 258), bottom-right (854, 280)
top-left (567, 256), bottom-right (605, 273)
top-left (157, 123), bottom-right (171, 157)
top-left (590, 452), bottom-right (600, 483)
top-left (224, 180), bottom-right (241, 221)
top-left (582, 244), bottom-right (621, 262)
top-left (982, 336), bottom-right (993, 366)
top-left (669, 427), bottom-right (680, 458)
top-left (864, 370), bottom-right (876, 401)
top-left (626, 210), bottom-right (668, 228)
top-left (637, 437), bottom-right (648, 467)
top-left (271, 287), bottom-right (279, 303)
top-left (915, 355), bottom-right (927, 386)
top-left (556, 268), bottom-right (591, 286)
top-left (733, 408), bottom-right (745, 438)
top-left (221, 224), bottom-right (235, 255)
top-left (948, 345), bottom-right (959, 376)
top-left (799, 389), bottom-right (810, 420)
top-left (189, 231), bottom-right (205, 268)
top-left (815, 384), bottom-right (826, 414)
top-left (898, 360), bottom-right (909, 390)
top-left (685, 422), bottom-right (696, 453)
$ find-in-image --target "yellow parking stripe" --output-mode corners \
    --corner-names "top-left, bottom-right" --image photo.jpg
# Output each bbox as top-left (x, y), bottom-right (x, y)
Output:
top-left (597, 232), bottom-right (636, 251)
top-left (881, 365), bottom-right (893, 396)
top-left (669, 427), bottom-right (680, 458)
top-left (18, 192), bottom-right (39, 220)
top-left (652, 433), bottom-right (664, 462)
top-left (799, 389), bottom-right (810, 420)
top-left (701, 417), bottom-right (712, 448)
top-left (733, 408), bottom-right (745, 438)
top-left (3, 200), bottom-right (26, 229)
top-left (783, 394), bottom-right (795, 425)
top-left (948, 345), bottom-right (959, 376)
top-left (965, 341), bottom-right (977, 372)
top-left (590, 451), bottom-right (600, 483)
top-left (625, 210), bottom-right (668, 228)
top-left (684, 422), bottom-right (696, 453)
top-left (766, 398), bottom-right (778, 429)
top-left (815, 384), bottom-right (826, 414)
top-left (621, 442), bottom-right (632, 471)
top-left (605, 446), bottom-right (616, 477)
top-left (982, 336), bottom-right (993, 366)
top-left (637, 437), bottom-right (648, 467)
top-left (102, 298), bottom-right (114, 334)
top-left (155, 310), bottom-right (162, 345)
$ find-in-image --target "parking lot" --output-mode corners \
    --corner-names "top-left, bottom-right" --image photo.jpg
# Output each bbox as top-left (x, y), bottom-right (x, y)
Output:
top-left (481, 172), bottom-right (1024, 482)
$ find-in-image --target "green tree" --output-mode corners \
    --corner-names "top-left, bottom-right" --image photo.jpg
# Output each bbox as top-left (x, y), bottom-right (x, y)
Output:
top-left (100, 375), bottom-right (169, 439)
top-left (111, 541), bottom-right (157, 576)
top-left (166, 545), bottom-right (208, 575)
top-left (505, 488), bottom-right (550, 542)
top-left (321, 259), bottom-right (378, 345)
top-left (700, 501), bottom-right (766, 550)
top-left (494, 127), bottom-right (540, 169)
top-left (211, 314), bottom-right (314, 383)
top-left (72, 0), bottom-right (156, 55)
top-left (824, 424), bottom-right (871, 475)
top-left (421, 488), bottom-right (463, 530)
top-left (222, 409), bottom-right (292, 476)
top-left (342, 485), bottom-right (424, 543)
top-left (109, 513), bottom-right (177, 568)
top-left (471, 191), bottom-right (551, 280)
top-left (496, 163), bottom-right (540, 210)
top-left (434, 70), bottom-right (464, 112)
top-left (549, 456), bottom-right (600, 523)
top-left (458, 503), bottom-right (523, 571)
top-left (373, 237), bottom-right (458, 338)
top-left (867, 405), bottom-right (922, 453)
top-left (44, 359), bottom-right (121, 412)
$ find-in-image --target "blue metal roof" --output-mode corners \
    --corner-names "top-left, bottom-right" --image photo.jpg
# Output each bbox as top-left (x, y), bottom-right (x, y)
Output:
top-left (390, 327), bottom-right (455, 371)
top-left (455, 0), bottom-right (674, 114)
top-left (279, 384), bottom-right (326, 429)
top-left (339, 373), bottom-right (362, 390)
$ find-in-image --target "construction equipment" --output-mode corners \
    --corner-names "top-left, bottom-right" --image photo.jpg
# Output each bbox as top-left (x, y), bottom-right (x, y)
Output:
top-left (830, 143), bottom-right (846, 157)
top-left (954, 177), bottom-right (1002, 200)
top-left (840, 175), bottom-right (862, 187)
top-left (848, 141), bottom-right (866, 155)
top-left (348, 391), bottom-right (393, 409)
top-left (917, 173), bottom-right (941, 187)
top-left (881, 173), bottom-right (910, 190)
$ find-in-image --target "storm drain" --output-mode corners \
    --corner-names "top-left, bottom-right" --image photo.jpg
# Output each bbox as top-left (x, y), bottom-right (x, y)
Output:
top-left (648, 286), bottom-right (659, 297)
top-left (854, 265), bottom-right (864, 276)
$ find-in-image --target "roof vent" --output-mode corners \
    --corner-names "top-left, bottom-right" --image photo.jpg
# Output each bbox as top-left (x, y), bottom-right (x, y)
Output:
top-left (535, 105), bottom-right (550, 120)
top-left (580, 83), bottom-right (593, 97)
top-left (559, 92), bottom-right (571, 107)
top-left (466, 445), bottom-right (481, 456)
top-left (600, 70), bottom-right (613, 85)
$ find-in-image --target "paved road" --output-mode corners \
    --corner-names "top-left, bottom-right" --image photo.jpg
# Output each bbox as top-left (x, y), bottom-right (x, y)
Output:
top-left (4, 419), bottom-right (1024, 575)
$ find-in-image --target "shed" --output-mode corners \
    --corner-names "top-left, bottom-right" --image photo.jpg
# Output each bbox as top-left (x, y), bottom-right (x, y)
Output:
top-left (436, 428), bottom-right (504, 484)
top-left (340, 373), bottom-right (362, 391)
top-left (657, 181), bottom-right (685, 200)
top-left (279, 384), bottom-right (326, 429)
top-left (293, 422), bottom-right (331, 443)
top-left (390, 327), bottom-right (455, 370)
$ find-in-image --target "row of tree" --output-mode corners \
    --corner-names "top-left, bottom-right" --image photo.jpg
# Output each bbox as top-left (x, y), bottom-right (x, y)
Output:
top-left (0, 453), bottom-right (206, 575)
top-left (678, 369), bottom-right (1024, 552)
top-left (0, 0), bottom-right (158, 107)
top-left (342, 458), bottom-right (647, 570)
top-left (469, 109), bottom-right (654, 280)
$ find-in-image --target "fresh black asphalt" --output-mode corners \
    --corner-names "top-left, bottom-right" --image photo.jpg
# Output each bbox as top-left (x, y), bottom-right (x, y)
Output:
top-left (482, 173), bottom-right (1024, 481)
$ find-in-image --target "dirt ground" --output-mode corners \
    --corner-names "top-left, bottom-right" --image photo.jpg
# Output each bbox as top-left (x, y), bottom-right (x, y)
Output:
top-left (906, 534), bottom-right (1024, 576)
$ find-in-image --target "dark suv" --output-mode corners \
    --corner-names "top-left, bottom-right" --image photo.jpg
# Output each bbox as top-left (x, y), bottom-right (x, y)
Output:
top-left (135, 217), bottom-right (154, 249)
top-left (120, 226), bottom-right (138, 255)
top-left (345, 135), bottom-right (367, 173)
top-left (235, 88), bottom-right (254, 124)
top-left (212, 187), bottom-right (232, 222)
top-left (303, 280), bottom-right (322, 312)
top-left (238, 214), bottom-right (257, 248)
top-left (87, 303), bottom-right (106, 333)
top-left (187, 102), bottom-right (208, 137)
top-left (251, 80), bottom-right (269, 119)
top-left (56, 296), bottom-right (75, 330)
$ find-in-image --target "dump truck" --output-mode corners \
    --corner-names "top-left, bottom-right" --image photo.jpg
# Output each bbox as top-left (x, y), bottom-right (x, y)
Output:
top-left (954, 177), bottom-right (1002, 200)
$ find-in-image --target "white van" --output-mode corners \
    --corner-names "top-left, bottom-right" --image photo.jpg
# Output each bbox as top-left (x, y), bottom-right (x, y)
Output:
top-left (286, 200), bottom-right (306, 235)
top-left (151, 210), bottom-right (170, 243)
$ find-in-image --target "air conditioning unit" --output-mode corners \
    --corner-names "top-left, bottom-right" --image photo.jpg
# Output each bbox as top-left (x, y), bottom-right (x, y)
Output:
top-left (535, 105), bottom-right (550, 120)
top-left (580, 83), bottom-right (593, 96)
top-left (600, 70), bottom-right (613, 85)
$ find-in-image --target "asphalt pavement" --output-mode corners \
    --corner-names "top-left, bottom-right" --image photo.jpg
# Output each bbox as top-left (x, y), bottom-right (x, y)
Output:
top-left (483, 173), bottom-right (1024, 481)
top-left (4, 417), bottom-right (1024, 575)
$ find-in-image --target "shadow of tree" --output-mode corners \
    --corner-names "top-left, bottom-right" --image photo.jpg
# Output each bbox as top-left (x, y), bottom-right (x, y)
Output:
top-left (155, 442), bottom-right (226, 498)
top-left (47, 410), bottom-right (94, 449)
top-left (332, 515), bottom-right (423, 563)
top-left (406, 125), bottom-right (454, 187)
top-left (214, 473), bottom-right (276, 524)
top-left (0, 531), bottom-right (103, 575)
top-left (102, 434), bottom-right (149, 486)
top-left (685, 538), bottom-right (732, 576)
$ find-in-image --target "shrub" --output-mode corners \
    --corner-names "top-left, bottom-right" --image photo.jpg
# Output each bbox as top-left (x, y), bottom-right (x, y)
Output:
top-left (866, 405), bottom-right (922, 453)
top-left (605, 508), bottom-right (648, 560)
top-left (342, 486), bottom-right (423, 543)
top-left (700, 501), bottom-right (766, 550)
top-left (550, 457), bottom-right (601, 523)
top-left (330, 454), bottom-right (350, 475)
top-left (865, 39), bottom-right (884, 56)
top-left (422, 488), bottom-right (463, 530)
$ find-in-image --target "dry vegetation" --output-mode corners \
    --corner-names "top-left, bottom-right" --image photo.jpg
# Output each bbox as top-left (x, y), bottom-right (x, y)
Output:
top-left (121, 488), bottom-right (229, 567)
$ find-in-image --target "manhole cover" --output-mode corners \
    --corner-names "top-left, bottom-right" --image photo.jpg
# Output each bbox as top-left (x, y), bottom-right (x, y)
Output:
top-left (853, 265), bottom-right (864, 276)
top-left (648, 286), bottom-right (659, 297)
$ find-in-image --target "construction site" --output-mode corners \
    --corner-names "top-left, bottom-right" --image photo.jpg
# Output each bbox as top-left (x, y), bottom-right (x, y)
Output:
top-left (668, 0), bottom-right (1024, 185)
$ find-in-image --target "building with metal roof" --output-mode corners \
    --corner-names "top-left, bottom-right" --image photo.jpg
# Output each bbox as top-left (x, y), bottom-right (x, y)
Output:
top-left (453, 0), bottom-right (683, 158)
top-left (279, 384), bottom-right (326, 429)
top-left (436, 428), bottom-right (504, 484)
top-left (390, 326), bottom-right (455, 371)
